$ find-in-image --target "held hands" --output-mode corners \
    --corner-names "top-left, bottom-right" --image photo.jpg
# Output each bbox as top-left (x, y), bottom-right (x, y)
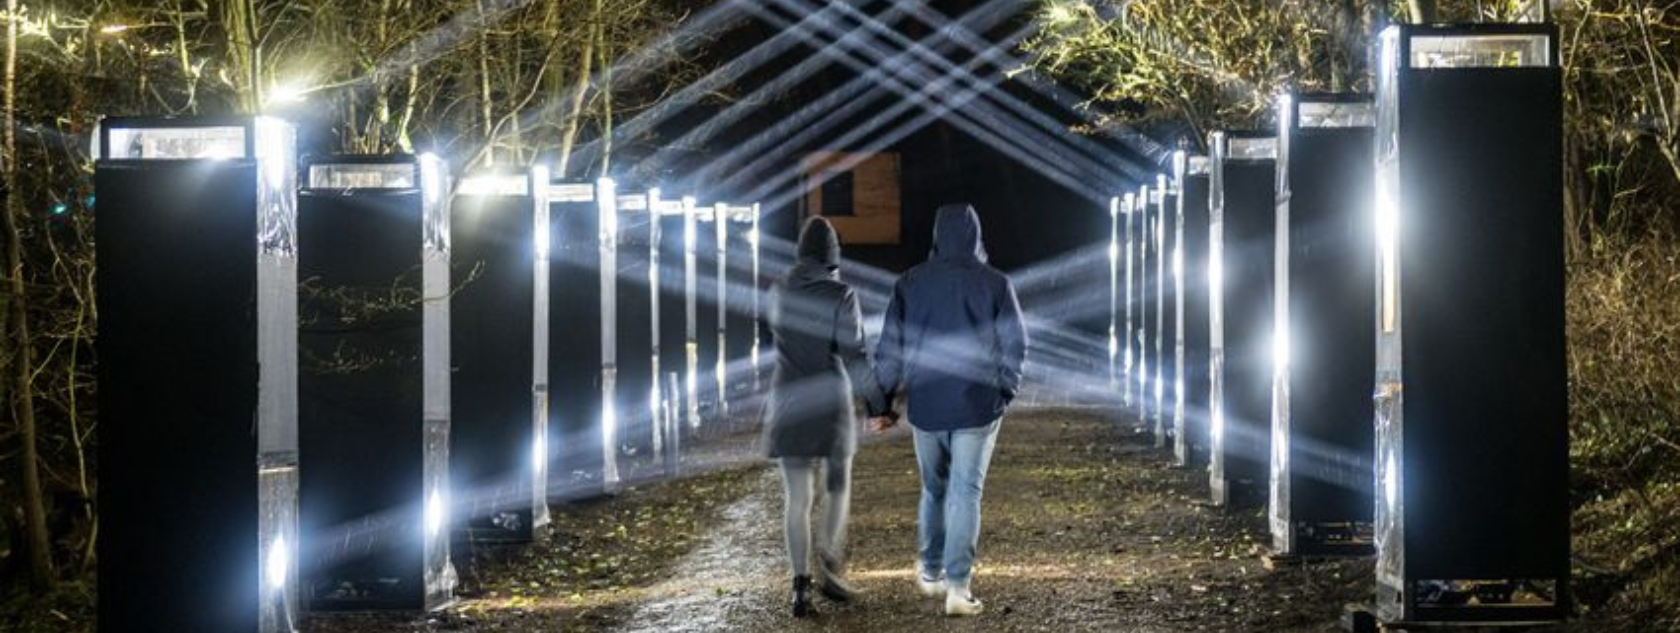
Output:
top-left (867, 411), bottom-right (900, 434)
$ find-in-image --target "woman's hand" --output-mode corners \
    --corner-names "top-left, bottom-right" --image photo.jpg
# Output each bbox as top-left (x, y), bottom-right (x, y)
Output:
top-left (866, 412), bottom-right (899, 434)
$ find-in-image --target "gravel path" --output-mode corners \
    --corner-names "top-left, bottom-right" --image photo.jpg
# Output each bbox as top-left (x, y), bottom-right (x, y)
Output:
top-left (316, 407), bottom-right (1607, 632)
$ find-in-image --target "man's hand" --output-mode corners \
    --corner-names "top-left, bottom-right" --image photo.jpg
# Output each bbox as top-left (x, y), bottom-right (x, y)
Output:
top-left (867, 415), bottom-right (898, 434)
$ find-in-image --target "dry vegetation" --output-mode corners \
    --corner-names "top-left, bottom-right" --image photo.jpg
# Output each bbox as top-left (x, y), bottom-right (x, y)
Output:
top-left (1568, 232), bottom-right (1680, 629)
top-left (0, 0), bottom-right (704, 615)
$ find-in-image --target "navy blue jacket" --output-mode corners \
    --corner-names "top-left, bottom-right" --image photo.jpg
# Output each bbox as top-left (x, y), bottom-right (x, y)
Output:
top-left (875, 205), bottom-right (1027, 431)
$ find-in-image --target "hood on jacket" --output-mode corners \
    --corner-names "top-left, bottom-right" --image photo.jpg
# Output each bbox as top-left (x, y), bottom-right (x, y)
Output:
top-left (797, 216), bottom-right (843, 267)
top-left (931, 204), bottom-right (988, 263)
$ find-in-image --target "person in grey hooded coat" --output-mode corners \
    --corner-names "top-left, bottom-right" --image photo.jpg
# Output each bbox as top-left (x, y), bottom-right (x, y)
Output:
top-left (763, 217), bottom-right (892, 617)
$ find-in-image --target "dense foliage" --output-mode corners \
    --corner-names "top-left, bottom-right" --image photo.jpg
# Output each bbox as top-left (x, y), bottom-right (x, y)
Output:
top-left (1025, 0), bottom-right (1680, 626)
top-left (0, 0), bottom-right (700, 619)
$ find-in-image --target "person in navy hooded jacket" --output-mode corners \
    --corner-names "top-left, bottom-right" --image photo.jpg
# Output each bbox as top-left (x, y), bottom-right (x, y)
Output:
top-left (872, 204), bottom-right (1027, 617)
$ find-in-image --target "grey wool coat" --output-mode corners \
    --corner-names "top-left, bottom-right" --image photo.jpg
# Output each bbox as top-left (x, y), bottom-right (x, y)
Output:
top-left (762, 219), bottom-right (889, 458)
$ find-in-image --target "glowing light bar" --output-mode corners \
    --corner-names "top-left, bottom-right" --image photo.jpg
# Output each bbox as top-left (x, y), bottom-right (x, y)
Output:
top-left (1383, 453), bottom-right (1398, 512)
top-left (1299, 101), bottom-right (1376, 128)
top-left (548, 182), bottom-right (595, 202)
top-left (1227, 137), bottom-right (1278, 161)
top-left (531, 434), bottom-right (547, 474)
top-left (266, 536), bottom-right (289, 590)
top-left (1410, 34), bottom-right (1549, 68)
top-left (103, 124), bottom-right (247, 160)
top-left (1377, 168), bottom-right (1400, 333)
top-left (308, 163), bottom-right (417, 189)
top-left (425, 490), bottom-right (445, 540)
top-left (1273, 327), bottom-right (1290, 374)
top-left (420, 154), bottom-right (447, 206)
top-left (458, 173), bottom-right (529, 197)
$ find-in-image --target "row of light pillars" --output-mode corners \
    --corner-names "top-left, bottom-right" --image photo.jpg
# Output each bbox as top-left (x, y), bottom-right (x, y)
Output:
top-left (92, 120), bottom-right (765, 629)
top-left (1111, 22), bottom-right (1568, 626)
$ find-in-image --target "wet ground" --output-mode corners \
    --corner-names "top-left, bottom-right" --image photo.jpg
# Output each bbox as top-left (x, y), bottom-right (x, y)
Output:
top-left (301, 407), bottom-right (1395, 632)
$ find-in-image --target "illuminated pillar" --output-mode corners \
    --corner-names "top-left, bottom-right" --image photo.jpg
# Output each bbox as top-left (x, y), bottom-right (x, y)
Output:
top-left (1372, 24), bottom-right (1567, 623)
top-left (1136, 182), bottom-right (1152, 421)
top-left (647, 190), bottom-right (666, 461)
top-left (1173, 153), bottom-right (1212, 469)
top-left (547, 178), bottom-right (613, 495)
top-left (1267, 93), bottom-right (1377, 559)
top-left (1153, 174), bottom-right (1172, 448)
top-left (94, 116), bottom-right (301, 631)
top-left (1122, 192), bottom-right (1136, 410)
top-left (1207, 131), bottom-right (1278, 508)
top-left (613, 188), bottom-right (659, 467)
top-left (598, 178), bottom-right (621, 490)
top-left (713, 203), bottom-right (730, 421)
top-left (750, 203), bottom-right (764, 391)
top-left (684, 198), bottom-right (701, 431)
top-left (655, 197), bottom-right (692, 444)
top-left (724, 205), bottom-right (758, 405)
top-left (297, 154), bottom-right (459, 610)
top-left (450, 167), bottom-right (549, 543)
top-left (1108, 196), bottom-right (1121, 389)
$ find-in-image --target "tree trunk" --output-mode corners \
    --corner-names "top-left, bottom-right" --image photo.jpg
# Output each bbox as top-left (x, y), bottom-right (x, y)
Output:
top-left (1407, 0), bottom-right (1436, 24)
top-left (557, 0), bottom-right (601, 178)
top-left (223, 0), bottom-right (261, 112)
top-left (476, 0), bottom-right (495, 166)
top-left (369, 0), bottom-right (394, 152)
top-left (396, 63), bottom-right (419, 153)
top-left (596, 17), bottom-right (613, 176)
top-left (4, 0), bottom-right (55, 589)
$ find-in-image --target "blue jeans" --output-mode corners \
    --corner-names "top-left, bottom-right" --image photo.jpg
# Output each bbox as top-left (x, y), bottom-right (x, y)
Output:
top-left (913, 419), bottom-right (1001, 588)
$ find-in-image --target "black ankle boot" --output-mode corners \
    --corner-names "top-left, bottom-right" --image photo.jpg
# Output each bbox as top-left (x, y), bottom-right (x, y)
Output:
top-left (792, 575), bottom-right (816, 617)
top-left (817, 554), bottom-right (857, 603)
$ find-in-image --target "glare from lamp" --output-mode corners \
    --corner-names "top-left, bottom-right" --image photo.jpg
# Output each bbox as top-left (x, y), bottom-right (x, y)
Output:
top-left (266, 535), bottom-right (289, 591)
top-left (426, 490), bottom-right (445, 540)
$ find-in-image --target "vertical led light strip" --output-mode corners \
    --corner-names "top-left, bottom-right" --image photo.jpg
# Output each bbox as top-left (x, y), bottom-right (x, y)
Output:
top-left (750, 204), bottom-right (762, 392)
top-left (598, 178), bottom-right (620, 490)
top-left (1137, 182), bottom-right (1151, 420)
top-left (714, 203), bottom-right (730, 421)
top-left (1373, 25), bottom-right (1407, 608)
top-left (1123, 192), bottom-right (1136, 410)
top-left (1207, 131), bottom-right (1229, 506)
top-left (529, 165), bottom-right (552, 529)
top-left (254, 117), bottom-right (300, 633)
top-left (1171, 151), bottom-right (1189, 467)
top-left (1270, 94), bottom-right (1295, 555)
top-left (417, 152), bottom-right (456, 608)
top-left (1153, 174), bottom-right (1168, 446)
top-left (1108, 196), bottom-right (1120, 388)
top-left (683, 197), bottom-right (700, 431)
top-left (648, 190), bottom-right (665, 460)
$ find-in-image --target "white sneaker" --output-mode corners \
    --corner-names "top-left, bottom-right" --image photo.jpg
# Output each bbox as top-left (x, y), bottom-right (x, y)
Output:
top-left (945, 590), bottom-right (984, 617)
top-left (916, 570), bottom-right (946, 598)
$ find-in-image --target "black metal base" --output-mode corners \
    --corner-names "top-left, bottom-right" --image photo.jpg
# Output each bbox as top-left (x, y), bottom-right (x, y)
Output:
top-left (1263, 544), bottom-right (1373, 570)
top-left (1346, 600), bottom-right (1565, 632)
top-left (1342, 603), bottom-right (1380, 633)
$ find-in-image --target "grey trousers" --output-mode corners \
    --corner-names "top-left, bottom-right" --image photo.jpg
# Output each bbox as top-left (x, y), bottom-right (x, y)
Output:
top-left (777, 454), bottom-right (853, 577)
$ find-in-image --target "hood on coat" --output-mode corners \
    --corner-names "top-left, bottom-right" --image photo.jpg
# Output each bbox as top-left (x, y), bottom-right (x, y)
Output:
top-left (931, 204), bottom-right (988, 263)
top-left (797, 216), bottom-right (842, 268)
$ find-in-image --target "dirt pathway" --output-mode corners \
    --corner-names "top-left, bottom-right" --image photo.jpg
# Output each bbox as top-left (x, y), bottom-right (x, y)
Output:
top-left (304, 408), bottom-right (1379, 632)
top-left (660, 408), bottom-right (1372, 633)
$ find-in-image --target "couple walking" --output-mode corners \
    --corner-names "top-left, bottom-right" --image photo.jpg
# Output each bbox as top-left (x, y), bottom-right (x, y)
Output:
top-left (763, 204), bottom-right (1027, 618)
